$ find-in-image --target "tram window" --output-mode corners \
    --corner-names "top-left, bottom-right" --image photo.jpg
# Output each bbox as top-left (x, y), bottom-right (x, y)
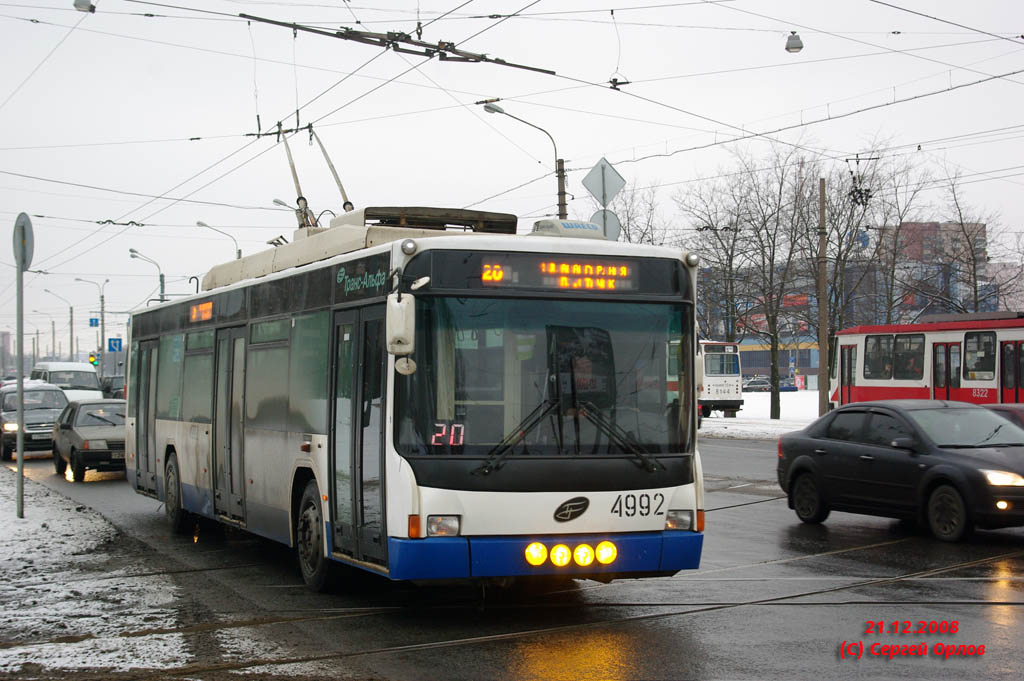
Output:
top-left (156, 334), bottom-right (185, 419)
top-left (963, 331), bottom-right (996, 381)
top-left (863, 335), bottom-right (893, 380)
top-left (1003, 344), bottom-right (1015, 390)
top-left (826, 411), bottom-right (867, 441)
top-left (893, 334), bottom-right (925, 380)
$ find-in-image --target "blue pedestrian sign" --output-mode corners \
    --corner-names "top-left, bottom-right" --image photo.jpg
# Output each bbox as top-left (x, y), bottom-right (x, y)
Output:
top-left (107, 338), bottom-right (122, 353)
top-left (89, 318), bottom-right (99, 327)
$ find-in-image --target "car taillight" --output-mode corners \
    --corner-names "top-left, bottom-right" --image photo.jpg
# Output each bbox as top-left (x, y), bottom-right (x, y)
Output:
top-left (777, 438), bottom-right (783, 458)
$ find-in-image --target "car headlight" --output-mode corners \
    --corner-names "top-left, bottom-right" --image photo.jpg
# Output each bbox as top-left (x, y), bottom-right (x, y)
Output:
top-left (425, 515), bottom-right (460, 536)
top-left (665, 509), bottom-right (694, 530)
top-left (3, 422), bottom-right (17, 432)
top-left (84, 439), bottom-right (108, 450)
top-left (982, 469), bottom-right (1024, 486)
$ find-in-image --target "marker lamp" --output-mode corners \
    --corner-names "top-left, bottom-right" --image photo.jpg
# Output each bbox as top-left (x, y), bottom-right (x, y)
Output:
top-left (550, 544), bottom-right (572, 567)
top-left (665, 510), bottom-right (694, 530)
top-left (425, 515), bottom-right (460, 536)
top-left (595, 541), bottom-right (617, 564)
top-left (524, 542), bottom-right (548, 566)
top-left (982, 469), bottom-right (1024, 487)
top-left (3, 422), bottom-right (18, 432)
top-left (573, 544), bottom-right (595, 567)
top-left (84, 440), bottom-right (107, 450)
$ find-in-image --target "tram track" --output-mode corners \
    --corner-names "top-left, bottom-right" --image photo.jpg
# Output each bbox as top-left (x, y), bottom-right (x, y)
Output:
top-left (6, 543), bottom-right (1022, 677)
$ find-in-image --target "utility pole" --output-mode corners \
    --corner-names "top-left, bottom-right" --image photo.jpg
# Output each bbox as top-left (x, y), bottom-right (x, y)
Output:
top-left (556, 159), bottom-right (568, 220)
top-left (50, 320), bottom-right (55, 361)
top-left (817, 177), bottom-right (829, 417)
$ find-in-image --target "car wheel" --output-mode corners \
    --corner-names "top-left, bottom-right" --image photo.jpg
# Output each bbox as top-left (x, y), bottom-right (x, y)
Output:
top-left (53, 450), bottom-right (67, 476)
top-left (165, 455), bottom-right (189, 534)
top-left (927, 484), bottom-right (970, 542)
top-left (791, 473), bottom-right (830, 523)
top-left (701, 405), bottom-right (712, 418)
top-left (71, 451), bottom-right (86, 483)
top-left (296, 479), bottom-right (331, 592)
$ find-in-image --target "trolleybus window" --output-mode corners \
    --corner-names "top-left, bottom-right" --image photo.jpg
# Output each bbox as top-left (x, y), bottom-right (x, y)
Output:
top-left (396, 297), bottom-right (690, 457)
top-left (704, 350), bottom-right (739, 376)
top-left (964, 331), bottom-right (996, 381)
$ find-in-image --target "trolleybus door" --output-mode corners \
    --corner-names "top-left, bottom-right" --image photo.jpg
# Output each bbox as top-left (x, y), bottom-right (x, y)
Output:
top-left (1001, 341), bottom-right (1022, 403)
top-left (839, 344), bottom-right (857, 404)
top-left (134, 340), bottom-right (159, 493)
top-left (213, 327), bottom-right (246, 521)
top-left (932, 342), bottom-right (961, 400)
top-left (330, 307), bottom-right (387, 565)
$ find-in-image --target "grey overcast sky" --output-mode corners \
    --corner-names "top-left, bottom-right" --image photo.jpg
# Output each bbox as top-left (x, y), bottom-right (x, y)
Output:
top-left (1, 1), bottom-right (1023, 354)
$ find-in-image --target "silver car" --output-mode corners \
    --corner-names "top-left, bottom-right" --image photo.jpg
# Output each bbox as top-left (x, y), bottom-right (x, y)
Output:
top-left (52, 399), bottom-right (126, 482)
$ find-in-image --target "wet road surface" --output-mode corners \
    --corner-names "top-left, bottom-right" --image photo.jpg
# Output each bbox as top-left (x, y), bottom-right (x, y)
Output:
top-left (5, 446), bottom-right (1023, 680)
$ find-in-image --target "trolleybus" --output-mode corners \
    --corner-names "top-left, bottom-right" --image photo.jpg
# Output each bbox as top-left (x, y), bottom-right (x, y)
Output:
top-left (697, 340), bottom-right (743, 418)
top-left (126, 207), bottom-right (705, 590)
top-left (830, 312), bottom-right (1024, 408)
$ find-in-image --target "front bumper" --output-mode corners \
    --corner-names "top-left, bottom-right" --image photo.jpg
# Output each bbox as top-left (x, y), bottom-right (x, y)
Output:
top-left (2, 431), bottom-right (54, 451)
top-left (379, 530), bottom-right (704, 581)
top-left (972, 489), bottom-right (1024, 529)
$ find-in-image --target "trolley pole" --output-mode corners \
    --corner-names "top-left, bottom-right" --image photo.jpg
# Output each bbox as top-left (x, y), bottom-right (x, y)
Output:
top-left (817, 177), bottom-right (829, 417)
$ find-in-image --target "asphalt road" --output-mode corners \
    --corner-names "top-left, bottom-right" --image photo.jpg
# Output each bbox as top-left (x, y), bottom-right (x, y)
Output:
top-left (6, 445), bottom-right (1024, 680)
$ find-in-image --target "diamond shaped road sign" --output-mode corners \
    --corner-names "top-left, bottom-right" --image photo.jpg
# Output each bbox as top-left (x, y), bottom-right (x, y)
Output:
top-left (582, 157), bottom-right (626, 208)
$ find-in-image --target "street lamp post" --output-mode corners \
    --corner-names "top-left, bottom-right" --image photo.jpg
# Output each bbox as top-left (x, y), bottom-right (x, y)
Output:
top-left (129, 248), bottom-right (165, 303)
top-left (32, 310), bottom-right (55, 360)
top-left (76, 278), bottom-right (109, 380)
top-left (481, 102), bottom-right (568, 219)
top-left (196, 221), bottom-right (241, 260)
top-left (44, 289), bottom-right (74, 361)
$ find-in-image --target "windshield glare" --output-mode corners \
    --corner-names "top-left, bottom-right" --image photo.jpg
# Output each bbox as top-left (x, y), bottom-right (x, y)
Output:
top-left (48, 371), bottom-right (100, 390)
top-left (907, 408), bottom-right (1024, 447)
top-left (2, 390), bottom-right (68, 411)
top-left (396, 297), bottom-right (693, 458)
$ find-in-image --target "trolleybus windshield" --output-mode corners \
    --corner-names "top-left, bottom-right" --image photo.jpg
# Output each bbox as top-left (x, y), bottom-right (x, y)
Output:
top-left (396, 296), bottom-right (692, 459)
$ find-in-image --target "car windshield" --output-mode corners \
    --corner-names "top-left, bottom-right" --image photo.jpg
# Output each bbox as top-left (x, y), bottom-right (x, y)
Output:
top-left (395, 296), bottom-right (693, 458)
top-left (2, 390), bottom-right (68, 411)
top-left (907, 407), bottom-right (1024, 448)
top-left (75, 405), bottom-right (126, 427)
top-left (47, 371), bottom-right (100, 390)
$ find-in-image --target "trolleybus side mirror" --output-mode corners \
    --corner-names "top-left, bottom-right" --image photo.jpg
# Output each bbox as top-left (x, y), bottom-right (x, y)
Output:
top-left (387, 291), bottom-right (417, 375)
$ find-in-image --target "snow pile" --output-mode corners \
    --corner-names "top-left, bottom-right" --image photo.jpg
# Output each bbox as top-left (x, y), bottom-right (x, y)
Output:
top-left (0, 466), bottom-right (188, 674)
top-left (700, 390), bottom-right (822, 440)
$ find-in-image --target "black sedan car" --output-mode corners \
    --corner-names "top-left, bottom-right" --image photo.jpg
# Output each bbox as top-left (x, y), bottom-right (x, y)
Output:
top-left (777, 400), bottom-right (1024, 541)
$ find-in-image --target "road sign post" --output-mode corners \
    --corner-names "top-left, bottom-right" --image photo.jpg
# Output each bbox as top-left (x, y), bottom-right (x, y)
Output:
top-left (582, 158), bottom-right (626, 240)
top-left (12, 213), bottom-right (34, 519)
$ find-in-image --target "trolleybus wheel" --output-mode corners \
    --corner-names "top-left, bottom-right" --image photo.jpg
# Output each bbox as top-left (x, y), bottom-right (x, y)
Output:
top-left (296, 480), bottom-right (331, 591)
top-left (165, 454), bottom-right (189, 534)
top-left (71, 451), bottom-right (86, 483)
top-left (53, 450), bottom-right (66, 476)
top-left (791, 473), bottom-right (829, 523)
top-left (927, 484), bottom-right (970, 542)
top-left (701, 405), bottom-right (712, 418)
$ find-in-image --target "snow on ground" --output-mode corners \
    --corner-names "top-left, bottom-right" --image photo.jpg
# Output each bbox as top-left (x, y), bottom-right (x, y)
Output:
top-left (0, 466), bottom-right (189, 674)
top-left (699, 389), bottom-right (822, 440)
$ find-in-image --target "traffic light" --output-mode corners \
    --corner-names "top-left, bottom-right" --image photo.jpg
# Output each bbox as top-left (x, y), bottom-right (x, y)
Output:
top-left (88, 354), bottom-right (99, 366)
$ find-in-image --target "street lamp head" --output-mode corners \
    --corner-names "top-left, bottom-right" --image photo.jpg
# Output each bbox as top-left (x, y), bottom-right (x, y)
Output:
top-left (273, 198), bottom-right (291, 208)
top-left (197, 220), bottom-right (209, 228)
top-left (785, 31), bottom-right (803, 53)
top-left (129, 248), bottom-right (140, 256)
top-left (483, 102), bottom-right (505, 115)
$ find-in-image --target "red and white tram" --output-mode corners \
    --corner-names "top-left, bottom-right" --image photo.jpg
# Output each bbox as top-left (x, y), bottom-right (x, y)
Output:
top-left (829, 313), bottom-right (1024, 408)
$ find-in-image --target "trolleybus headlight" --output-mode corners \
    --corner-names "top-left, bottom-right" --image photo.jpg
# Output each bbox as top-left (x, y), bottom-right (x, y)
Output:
top-left (549, 544), bottom-right (572, 567)
top-left (595, 541), bottom-right (617, 565)
top-left (426, 515), bottom-right (461, 536)
top-left (573, 544), bottom-right (595, 567)
top-left (982, 469), bottom-right (1024, 487)
top-left (524, 542), bottom-right (548, 566)
top-left (665, 510), bottom-right (693, 530)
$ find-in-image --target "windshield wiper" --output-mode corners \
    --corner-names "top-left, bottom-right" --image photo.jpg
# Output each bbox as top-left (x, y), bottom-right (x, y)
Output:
top-left (577, 400), bottom-right (665, 472)
top-left (971, 423), bottom-right (1004, 447)
top-left (472, 398), bottom-right (561, 476)
top-left (86, 415), bottom-right (118, 426)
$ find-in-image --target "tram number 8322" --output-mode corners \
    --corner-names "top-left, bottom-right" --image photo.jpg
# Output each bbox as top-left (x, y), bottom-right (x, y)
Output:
top-left (611, 493), bottom-right (665, 517)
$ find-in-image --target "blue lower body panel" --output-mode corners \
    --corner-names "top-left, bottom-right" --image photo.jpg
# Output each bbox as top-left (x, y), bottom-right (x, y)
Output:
top-left (386, 531), bottom-right (703, 581)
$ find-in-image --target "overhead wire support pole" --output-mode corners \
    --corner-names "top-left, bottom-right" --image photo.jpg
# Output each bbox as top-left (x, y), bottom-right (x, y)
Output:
top-left (817, 177), bottom-right (829, 417)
